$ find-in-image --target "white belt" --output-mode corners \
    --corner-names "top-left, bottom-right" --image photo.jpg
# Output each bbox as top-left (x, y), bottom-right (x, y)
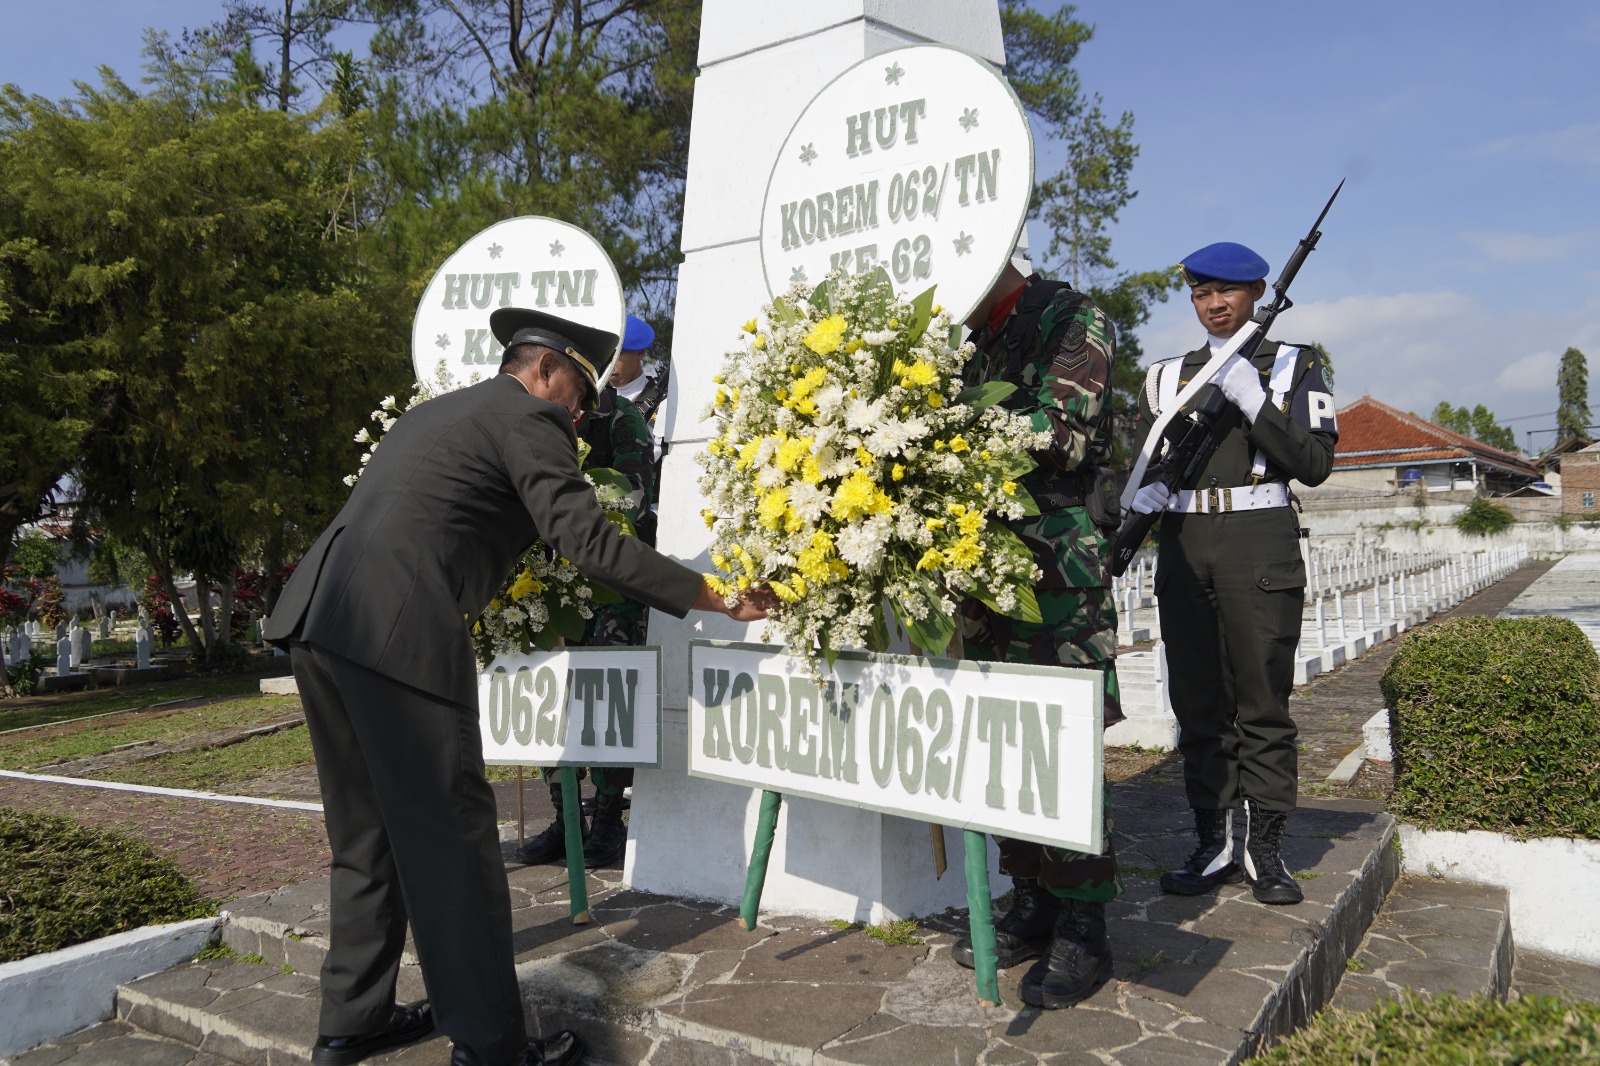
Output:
top-left (1171, 483), bottom-right (1290, 514)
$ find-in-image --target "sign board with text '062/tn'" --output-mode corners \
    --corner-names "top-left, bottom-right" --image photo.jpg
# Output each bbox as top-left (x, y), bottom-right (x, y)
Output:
top-left (688, 641), bottom-right (1103, 853)
top-left (411, 216), bottom-right (626, 393)
top-left (760, 44), bottom-right (1034, 325)
top-left (478, 647), bottom-right (662, 769)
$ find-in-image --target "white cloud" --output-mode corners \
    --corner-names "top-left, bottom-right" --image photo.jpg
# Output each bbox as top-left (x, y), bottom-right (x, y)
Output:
top-left (1460, 230), bottom-right (1584, 264)
top-left (1129, 289), bottom-right (1600, 436)
top-left (1477, 121), bottom-right (1600, 171)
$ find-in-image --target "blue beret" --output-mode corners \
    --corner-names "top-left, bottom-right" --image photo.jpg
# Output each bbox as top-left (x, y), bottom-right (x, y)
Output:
top-left (622, 314), bottom-right (655, 352)
top-left (1180, 242), bottom-right (1269, 284)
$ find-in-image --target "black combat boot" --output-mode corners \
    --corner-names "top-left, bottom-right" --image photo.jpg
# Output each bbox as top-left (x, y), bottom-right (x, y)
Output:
top-left (1243, 802), bottom-right (1303, 905)
top-left (582, 789), bottom-right (629, 868)
top-left (1018, 900), bottom-right (1114, 1009)
top-left (952, 876), bottom-right (1061, 969)
top-left (1160, 808), bottom-right (1243, 895)
top-left (514, 779), bottom-right (586, 865)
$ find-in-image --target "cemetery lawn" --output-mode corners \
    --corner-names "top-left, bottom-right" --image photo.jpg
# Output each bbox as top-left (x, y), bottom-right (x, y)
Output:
top-left (0, 676), bottom-right (262, 732)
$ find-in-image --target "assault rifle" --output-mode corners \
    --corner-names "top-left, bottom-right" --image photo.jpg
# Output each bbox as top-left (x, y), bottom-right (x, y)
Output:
top-left (1108, 180), bottom-right (1343, 578)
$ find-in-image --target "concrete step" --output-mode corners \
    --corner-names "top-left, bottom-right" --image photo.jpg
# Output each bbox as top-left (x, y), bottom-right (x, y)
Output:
top-left (1329, 875), bottom-right (1513, 1013)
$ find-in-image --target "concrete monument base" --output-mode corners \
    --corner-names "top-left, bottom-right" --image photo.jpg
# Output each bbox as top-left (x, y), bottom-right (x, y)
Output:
top-left (625, 709), bottom-right (1006, 925)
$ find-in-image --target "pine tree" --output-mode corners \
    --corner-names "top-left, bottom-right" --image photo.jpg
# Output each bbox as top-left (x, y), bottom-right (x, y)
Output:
top-left (1557, 346), bottom-right (1590, 443)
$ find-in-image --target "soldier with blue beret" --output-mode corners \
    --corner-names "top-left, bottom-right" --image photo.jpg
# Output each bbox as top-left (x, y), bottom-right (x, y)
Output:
top-left (1129, 241), bottom-right (1338, 906)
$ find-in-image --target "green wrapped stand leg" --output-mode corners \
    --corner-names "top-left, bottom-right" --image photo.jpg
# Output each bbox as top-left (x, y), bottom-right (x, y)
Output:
top-left (560, 767), bottom-right (589, 924)
top-left (740, 790), bottom-right (783, 931)
top-left (963, 829), bottom-right (1000, 1005)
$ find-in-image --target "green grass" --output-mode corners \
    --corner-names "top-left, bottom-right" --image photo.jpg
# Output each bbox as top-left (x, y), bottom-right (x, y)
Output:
top-left (824, 917), bottom-right (924, 946)
top-left (1246, 991), bottom-right (1600, 1065)
top-left (0, 694), bottom-right (303, 772)
top-left (85, 723), bottom-right (315, 792)
top-left (0, 806), bottom-right (215, 963)
top-left (0, 676), bottom-right (265, 733)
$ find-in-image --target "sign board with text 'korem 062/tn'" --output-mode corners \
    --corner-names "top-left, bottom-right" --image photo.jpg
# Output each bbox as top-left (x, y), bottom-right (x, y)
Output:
top-left (688, 641), bottom-right (1103, 853)
top-left (760, 43), bottom-right (1033, 325)
top-left (478, 647), bottom-right (661, 769)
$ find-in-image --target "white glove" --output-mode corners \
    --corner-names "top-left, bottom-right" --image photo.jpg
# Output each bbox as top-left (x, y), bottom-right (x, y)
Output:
top-left (1130, 482), bottom-right (1173, 515)
top-left (1218, 352), bottom-right (1269, 421)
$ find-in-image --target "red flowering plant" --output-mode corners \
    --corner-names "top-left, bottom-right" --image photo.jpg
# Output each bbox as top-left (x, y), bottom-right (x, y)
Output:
top-left (139, 576), bottom-right (183, 647)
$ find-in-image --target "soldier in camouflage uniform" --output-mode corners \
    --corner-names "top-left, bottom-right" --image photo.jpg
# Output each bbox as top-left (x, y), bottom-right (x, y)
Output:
top-left (514, 380), bottom-right (656, 870)
top-left (951, 264), bottom-right (1123, 1010)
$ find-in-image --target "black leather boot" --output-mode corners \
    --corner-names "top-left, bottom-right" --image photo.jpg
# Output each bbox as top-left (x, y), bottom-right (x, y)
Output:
top-left (1018, 900), bottom-right (1114, 1009)
top-left (581, 789), bottom-right (628, 868)
top-left (1243, 803), bottom-right (1303, 905)
top-left (952, 876), bottom-right (1061, 969)
top-left (515, 780), bottom-right (585, 866)
top-left (1160, 808), bottom-right (1243, 895)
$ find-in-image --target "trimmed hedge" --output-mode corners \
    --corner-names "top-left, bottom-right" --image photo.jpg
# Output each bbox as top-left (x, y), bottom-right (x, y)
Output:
top-left (1380, 615), bottom-right (1600, 840)
top-left (1247, 991), bottom-right (1600, 1065)
top-left (0, 806), bottom-right (215, 963)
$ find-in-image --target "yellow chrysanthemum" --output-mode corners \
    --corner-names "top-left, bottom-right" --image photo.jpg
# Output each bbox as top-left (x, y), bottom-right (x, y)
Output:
top-left (949, 435), bottom-right (970, 453)
top-left (828, 559), bottom-right (849, 580)
top-left (958, 510), bottom-right (984, 536)
top-left (801, 453), bottom-right (823, 485)
top-left (797, 549), bottom-right (832, 586)
top-left (711, 552), bottom-right (730, 571)
top-left (925, 517), bottom-right (946, 531)
top-left (705, 573), bottom-right (733, 595)
top-left (856, 445), bottom-right (874, 468)
top-left (916, 548), bottom-right (945, 571)
top-left (927, 392), bottom-right (943, 409)
top-left (753, 334), bottom-right (767, 350)
top-left (830, 468), bottom-right (892, 521)
top-left (803, 314), bottom-right (848, 355)
top-left (947, 502), bottom-right (967, 516)
top-left (903, 360), bottom-right (938, 387)
top-left (892, 463), bottom-right (906, 482)
top-left (733, 544), bottom-right (757, 576)
top-left (1002, 480), bottom-right (1018, 496)
top-left (758, 487), bottom-right (791, 530)
top-left (736, 438), bottom-right (762, 470)
top-left (947, 537), bottom-right (982, 570)
top-left (769, 580), bottom-right (801, 603)
top-left (809, 530), bottom-right (836, 556)
top-left (741, 319), bottom-right (758, 334)
top-left (776, 435), bottom-right (813, 473)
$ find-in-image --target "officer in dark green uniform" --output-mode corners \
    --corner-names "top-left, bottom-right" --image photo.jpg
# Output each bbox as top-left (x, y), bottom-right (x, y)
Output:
top-left (950, 264), bottom-right (1123, 1009)
top-left (1129, 242), bottom-right (1338, 906)
top-left (514, 329), bottom-right (656, 870)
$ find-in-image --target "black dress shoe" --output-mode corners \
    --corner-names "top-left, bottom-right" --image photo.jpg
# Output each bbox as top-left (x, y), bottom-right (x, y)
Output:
top-left (312, 1003), bottom-right (434, 1066)
top-left (450, 1029), bottom-right (585, 1066)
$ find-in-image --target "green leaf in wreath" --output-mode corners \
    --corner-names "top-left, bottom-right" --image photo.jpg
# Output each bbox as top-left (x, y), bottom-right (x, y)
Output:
top-left (955, 380), bottom-right (1017, 413)
top-left (586, 467), bottom-right (634, 496)
top-left (1011, 484), bottom-right (1041, 517)
top-left (902, 602), bottom-right (956, 657)
top-left (811, 277), bottom-right (834, 312)
top-left (771, 297), bottom-right (798, 325)
top-left (547, 602), bottom-right (589, 642)
top-left (866, 600), bottom-right (890, 653)
top-left (908, 284), bottom-right (937, 339)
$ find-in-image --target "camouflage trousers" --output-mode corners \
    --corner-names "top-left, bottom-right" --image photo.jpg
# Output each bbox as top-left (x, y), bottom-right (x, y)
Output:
top-left (576, 598), bottom-right (646, 799)
top-left (961, 507), bottom-right (1121, 904)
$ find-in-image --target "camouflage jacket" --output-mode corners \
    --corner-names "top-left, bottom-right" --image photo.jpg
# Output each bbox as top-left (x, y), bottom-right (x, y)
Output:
top-left (966, 276), bottom-right (1118, 589)
top-left (578, 387), bottom-right (654, 525)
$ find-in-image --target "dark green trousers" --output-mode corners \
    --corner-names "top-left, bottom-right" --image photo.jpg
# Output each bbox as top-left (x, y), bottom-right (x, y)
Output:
top-left (292, 643), bottom-right (526, 1066)
top-left (1156, 507), bottom-right (1305, 813)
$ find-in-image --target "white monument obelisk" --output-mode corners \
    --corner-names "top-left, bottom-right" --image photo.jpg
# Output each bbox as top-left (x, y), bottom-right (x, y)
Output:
top-left (630, 1), bottom-right (1018, 921)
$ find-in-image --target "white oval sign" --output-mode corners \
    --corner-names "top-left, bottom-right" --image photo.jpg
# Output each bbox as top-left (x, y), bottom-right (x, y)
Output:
top-left (411, 216), bottom-right (625, 391)
top-left (760, 44), bottom-right (1034, 323)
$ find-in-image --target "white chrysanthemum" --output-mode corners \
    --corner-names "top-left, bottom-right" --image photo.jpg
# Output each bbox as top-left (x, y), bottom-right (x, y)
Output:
top-left (862, 328), bottom-right (897, 345)
top-left (844, 396), bottom-right (885, 432)
top-left (790, 482), bottom-right (829, 523)
top-left (836, 514), bottom-right (893, 570)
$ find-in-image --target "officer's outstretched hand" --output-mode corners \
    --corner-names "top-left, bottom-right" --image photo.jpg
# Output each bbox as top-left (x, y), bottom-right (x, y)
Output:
top-left (1218, 352), bottom-right (1269, 421)
top-left (1130, 482), bottom-right (1173, 515)
top-left (693, 579), bottom-right (774, 621)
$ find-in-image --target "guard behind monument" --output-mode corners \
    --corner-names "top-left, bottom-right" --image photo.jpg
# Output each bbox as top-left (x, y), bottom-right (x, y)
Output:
top-left (265, 306), bottom-right (769, 1066)
top-left (950, 263), bottom-right (1123, 1009)
top-left (1128, 242), bottom-right (1338, 906)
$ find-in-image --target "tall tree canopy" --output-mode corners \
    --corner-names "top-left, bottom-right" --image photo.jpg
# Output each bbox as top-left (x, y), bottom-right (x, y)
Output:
top-left (0, 66), bottom-right (410, 657)
top-left (999, 0), bottom-right (1179, 462)
top-left (1430, 402), bottom-right (1518, 453)
top-left (1557, 345), bottom-right (1591, 444)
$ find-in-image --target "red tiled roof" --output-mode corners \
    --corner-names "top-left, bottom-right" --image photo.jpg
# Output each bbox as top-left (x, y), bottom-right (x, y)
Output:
top-left (1332, 396), bottom-right (1540, 477)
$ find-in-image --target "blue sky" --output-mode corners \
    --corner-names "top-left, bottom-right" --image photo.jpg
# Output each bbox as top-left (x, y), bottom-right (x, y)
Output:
top-left (4, 2), bottom-right (1597, 451)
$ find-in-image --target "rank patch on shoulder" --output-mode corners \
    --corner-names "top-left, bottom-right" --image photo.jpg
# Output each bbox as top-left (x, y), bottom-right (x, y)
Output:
top-left (1054, 321), bottom-right (1089, 370)
top-left (1321, 365), bottom-right (1335, 392)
